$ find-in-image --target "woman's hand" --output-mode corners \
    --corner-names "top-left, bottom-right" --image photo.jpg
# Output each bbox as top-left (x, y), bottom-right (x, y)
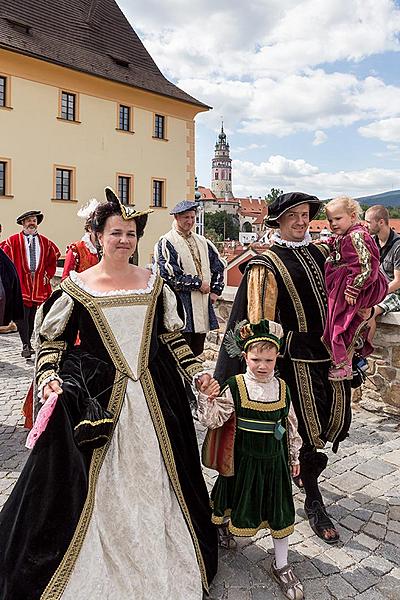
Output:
top-left (292, 463), bottom-right (300, 477)
top-left (43, 380), bottom-right (63, 401)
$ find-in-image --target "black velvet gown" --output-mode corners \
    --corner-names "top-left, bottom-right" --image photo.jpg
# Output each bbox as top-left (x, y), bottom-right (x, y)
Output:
top-left (0, 273), bottom-right (217, 599)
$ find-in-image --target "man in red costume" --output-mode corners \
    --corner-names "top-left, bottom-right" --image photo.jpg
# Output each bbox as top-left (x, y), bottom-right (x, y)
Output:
top-left (1, 210), bottom-right (60, 357)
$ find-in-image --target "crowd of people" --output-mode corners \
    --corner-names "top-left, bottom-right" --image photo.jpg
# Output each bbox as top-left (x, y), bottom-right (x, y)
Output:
top-left (0, 189), bottom-right (399, 599)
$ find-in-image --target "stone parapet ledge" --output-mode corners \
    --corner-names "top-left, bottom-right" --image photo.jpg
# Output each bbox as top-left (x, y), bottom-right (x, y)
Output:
top-left (354, 311), bottom-right (400, 416)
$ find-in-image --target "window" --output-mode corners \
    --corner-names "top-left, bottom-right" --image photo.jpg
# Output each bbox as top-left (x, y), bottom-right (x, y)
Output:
top-left (152, 179), bottom-right (165, 207)
top-left (55, 168), bottom-right (73, 200)
top-left (154, 114), bottom-right (165, 139)
top-left (0, 161), bottom-right (5, 195)
top-left (0, 77), bottom-right (6, 107)
top-left (60, 91), bottom-right (76, 121)
top-left (0, 159), bottom-right (11, 196)
top-left (118, 175), bottom-right (132, 204)
top-left (118, 104), bottom-right (133, 132)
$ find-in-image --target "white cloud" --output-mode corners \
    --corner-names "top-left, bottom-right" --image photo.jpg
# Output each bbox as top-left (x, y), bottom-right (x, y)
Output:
top-left (313, 131), bottom-right (328, 146)
top-left (232, 155), bottom-right (400, 198)
top-left (121, 0), bottom-right (400, 80)
top-left (359, 117), bottom-right (400, 143)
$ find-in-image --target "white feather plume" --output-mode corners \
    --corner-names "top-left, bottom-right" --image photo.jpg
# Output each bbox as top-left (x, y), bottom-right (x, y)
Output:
top-left (77, 198), bottom-right (100, 219)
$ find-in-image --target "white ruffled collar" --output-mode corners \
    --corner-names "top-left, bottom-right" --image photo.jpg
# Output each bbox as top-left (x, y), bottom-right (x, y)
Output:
top-left (69, 265), bottom-right (156, 297)
top-left (81, 232), bottom-right (98, 255)
top-left (271, 229), bottom-right (312, 248)
top-left (243, 368), bottom-right (280, 403)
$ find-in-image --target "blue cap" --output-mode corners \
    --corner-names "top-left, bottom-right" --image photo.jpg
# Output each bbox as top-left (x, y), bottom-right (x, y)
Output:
top-left (170, 201), bottom-right (200, 215)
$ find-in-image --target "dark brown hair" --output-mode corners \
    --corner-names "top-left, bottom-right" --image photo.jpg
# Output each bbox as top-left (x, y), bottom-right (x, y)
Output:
top-left (91, 202), bottom-right (148, 239)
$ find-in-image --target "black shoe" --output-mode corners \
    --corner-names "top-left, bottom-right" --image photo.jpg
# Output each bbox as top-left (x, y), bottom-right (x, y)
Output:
top-left (21, 344), bottom-right (32, 358)
top-left (305, 500), bottom-right (340, 545)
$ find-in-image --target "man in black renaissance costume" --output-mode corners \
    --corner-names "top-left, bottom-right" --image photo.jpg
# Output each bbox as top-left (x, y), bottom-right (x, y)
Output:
top-left (215, 192), bottom-right (352, 544)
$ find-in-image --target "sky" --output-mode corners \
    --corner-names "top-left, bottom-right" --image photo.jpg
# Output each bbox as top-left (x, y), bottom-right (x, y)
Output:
top-left (120, 0), bottom-right (400, 199)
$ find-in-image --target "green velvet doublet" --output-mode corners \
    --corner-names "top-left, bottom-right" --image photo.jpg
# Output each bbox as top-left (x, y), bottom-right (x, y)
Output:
top-left (211, 375), bottom-right (295, 539)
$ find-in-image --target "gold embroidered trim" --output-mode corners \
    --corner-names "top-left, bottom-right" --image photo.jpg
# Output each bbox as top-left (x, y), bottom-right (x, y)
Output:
top-left (40, 340), bottom-right (66, 350)
top-left (236, 374), bottom-right (286, 412)
top-left (41, 373), bottom-right (128, 599)
top-left (60, 276), bottom-right (163, 379)
top-left (211, 511), bottom-right (293, 538)
top-left (292, 363), bottom-right (324, 449)
top-left (37, 369), bottom-right (58, 389)
top-left (141, 369), bottom-right (209, 593)
top-left (74, 418), bottom-right (114, 430)
top-left (37, 352), bottom-right (60, 372)
top-left (294, 249), bottom-right (327, 324)
top-left (264, 250), bottom-right (307, 332)
top-left (351, 231), bottom-right (371, 288)
top-left (326, 380), bottom-right (346, 443)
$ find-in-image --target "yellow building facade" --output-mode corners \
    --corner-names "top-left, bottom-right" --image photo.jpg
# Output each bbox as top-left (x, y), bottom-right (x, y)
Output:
top-left (0, 4), bottom-right (207, 264)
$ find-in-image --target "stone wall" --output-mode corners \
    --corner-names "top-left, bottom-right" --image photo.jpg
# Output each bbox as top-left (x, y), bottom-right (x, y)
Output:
top-left (353, 312), bottom-right (400, 416)
top-left (207, 288), bottom-right (400, 416)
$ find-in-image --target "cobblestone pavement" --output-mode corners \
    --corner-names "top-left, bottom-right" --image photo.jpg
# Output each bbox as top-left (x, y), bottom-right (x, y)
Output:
top-left (1, 332), bottom-right (400, 599)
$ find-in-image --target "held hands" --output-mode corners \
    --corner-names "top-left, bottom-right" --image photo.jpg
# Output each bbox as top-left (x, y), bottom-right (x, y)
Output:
top-left (196, 374), bottom-right (220, 399)
top-left (42, 380), bottom-right (63, 401)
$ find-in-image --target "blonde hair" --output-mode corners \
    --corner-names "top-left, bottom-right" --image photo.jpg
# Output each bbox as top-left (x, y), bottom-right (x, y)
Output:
top-left (325, 196), bottom-right (363, 221)
top-left (246, 340), bottom-right (278, 354)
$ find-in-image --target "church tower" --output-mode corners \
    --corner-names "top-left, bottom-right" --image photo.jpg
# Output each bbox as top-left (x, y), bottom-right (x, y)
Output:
top-left (211, 122), bottom-right (233, 198)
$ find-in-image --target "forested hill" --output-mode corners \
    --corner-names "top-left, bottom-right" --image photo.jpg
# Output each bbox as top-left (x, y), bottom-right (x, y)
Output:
top-left (356, 190), bottom-right (400, 206)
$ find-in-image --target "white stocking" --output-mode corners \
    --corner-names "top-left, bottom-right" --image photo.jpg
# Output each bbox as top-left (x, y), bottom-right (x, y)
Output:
top-left (273, 536), bottom-right (289, 569)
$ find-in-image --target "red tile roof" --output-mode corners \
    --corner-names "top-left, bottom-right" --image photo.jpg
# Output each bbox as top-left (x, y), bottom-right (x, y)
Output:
top-left (0, 0), bottom-right (208, 108)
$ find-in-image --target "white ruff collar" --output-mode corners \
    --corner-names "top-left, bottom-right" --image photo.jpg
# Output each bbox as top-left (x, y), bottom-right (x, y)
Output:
top-left (81, 232), bottom-right (98, 255)
top-left (271, 229), bottom-right (312, 248)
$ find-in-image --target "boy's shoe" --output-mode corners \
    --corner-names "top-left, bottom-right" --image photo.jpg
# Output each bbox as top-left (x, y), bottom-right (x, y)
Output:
top-left (271, 561), bottom-right (304, 600)
top-left (328, 363), bottom-right (352, 381)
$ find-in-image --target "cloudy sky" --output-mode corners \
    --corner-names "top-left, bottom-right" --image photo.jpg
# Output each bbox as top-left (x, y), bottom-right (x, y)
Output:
top-left (121, 0), bottom-right (400, 199)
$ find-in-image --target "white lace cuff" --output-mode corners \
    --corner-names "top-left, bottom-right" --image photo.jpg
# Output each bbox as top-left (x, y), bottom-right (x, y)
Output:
top-left (38, 374), bottom-right (63, 401)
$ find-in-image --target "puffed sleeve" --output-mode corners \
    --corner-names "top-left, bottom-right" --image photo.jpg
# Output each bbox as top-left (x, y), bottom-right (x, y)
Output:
top-left (162, 283), bottom-right (185, 332)
top-left (155, 238), bottom-right (202, 291)
top-left (343, 230), bottom-right (376, 299)
top-left (287, 402), bottom-right (302, 466)
top-left (197, 385), bottom-right (235, 429)
top-left (35, 290), bottom-right (77, 395)
top-left (247, 264), bottom-right (278, 322)
top-left (207, 240), bottom-right (226, 296)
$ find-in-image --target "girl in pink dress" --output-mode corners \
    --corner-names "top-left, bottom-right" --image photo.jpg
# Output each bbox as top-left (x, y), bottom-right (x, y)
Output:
top-left (322, 196), bottom-right (388, 381)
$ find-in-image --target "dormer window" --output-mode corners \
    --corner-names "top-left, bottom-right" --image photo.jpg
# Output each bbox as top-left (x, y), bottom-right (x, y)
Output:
top-left (6, 18), bottom-right (31, 34)
top-left (109, 55), bottom-right (130, 68)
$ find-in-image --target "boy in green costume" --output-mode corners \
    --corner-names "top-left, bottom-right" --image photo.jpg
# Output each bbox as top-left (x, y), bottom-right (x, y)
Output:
top-left (198, 319), bottom-right (304, 600)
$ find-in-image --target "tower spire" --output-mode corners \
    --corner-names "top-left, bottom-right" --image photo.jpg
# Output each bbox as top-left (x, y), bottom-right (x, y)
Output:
top-left (211, 121), bottom-right (233, 198)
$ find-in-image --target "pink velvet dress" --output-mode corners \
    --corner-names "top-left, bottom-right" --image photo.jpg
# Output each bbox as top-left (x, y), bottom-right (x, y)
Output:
top-left (322, 224), bottom-right (388, 366)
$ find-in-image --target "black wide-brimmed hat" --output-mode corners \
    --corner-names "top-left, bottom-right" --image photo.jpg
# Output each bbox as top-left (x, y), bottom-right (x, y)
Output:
top-left (104, 187), bottom-right (153, 219)
top-left (16, 210), bottom-right (44, 225)
top-left (265, 192), bottom-right (321, 228)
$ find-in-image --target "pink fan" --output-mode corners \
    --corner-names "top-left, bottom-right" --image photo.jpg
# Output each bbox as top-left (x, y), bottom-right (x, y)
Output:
top-left (25, 392), bottom-right (59, 449)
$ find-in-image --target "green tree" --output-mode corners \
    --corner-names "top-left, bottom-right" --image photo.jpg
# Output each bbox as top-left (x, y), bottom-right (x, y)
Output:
top-left (265, 187), bottom-right (283, 204)
top-left (204, 211), bottom-right (239, 241)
